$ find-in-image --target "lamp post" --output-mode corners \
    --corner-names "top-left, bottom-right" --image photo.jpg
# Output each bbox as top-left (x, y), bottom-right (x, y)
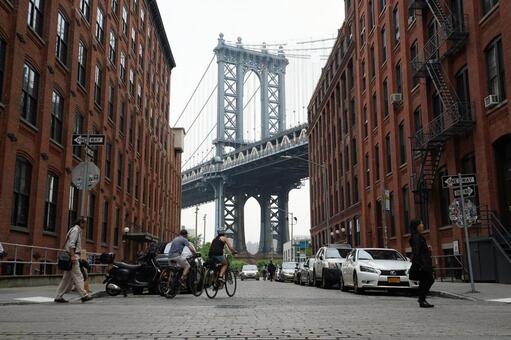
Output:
top-left (123, 227), bottom-right (130, 261)
top-left (203, 214), bottom-right (207, 246)
top-left (281, 155), bottom-right (330, 242)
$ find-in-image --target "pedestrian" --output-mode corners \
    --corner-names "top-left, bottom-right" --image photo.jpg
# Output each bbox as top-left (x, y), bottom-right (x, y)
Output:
top-left (261, 265), bottom-right (268, 281)
top-left (79, 258), bottom-right (92, 295)
top-left (267, 260), bottom-right (276, 282)
top-left (409, 219), bottom-right (434, 308)
top-left (54, 218), bottom-right (93, 303)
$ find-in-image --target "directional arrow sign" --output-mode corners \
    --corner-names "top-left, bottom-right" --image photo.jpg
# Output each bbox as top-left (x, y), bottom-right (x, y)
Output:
top-left (72, 134), bottom-right (105, 146)
top-left (442, 174), bottom-right (477, 188)
top-left (453, 185), bottom-right (476, 198)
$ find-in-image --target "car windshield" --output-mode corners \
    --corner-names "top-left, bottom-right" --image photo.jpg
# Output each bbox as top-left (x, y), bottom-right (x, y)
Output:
top-left (325, 248), bottom-right (350, 258)
top-left (358, 249), bottom-right (405, 261)
top-left (242, 265), bottom-right (257, 271)
top-left (282, 262), bottom-right (297, 269)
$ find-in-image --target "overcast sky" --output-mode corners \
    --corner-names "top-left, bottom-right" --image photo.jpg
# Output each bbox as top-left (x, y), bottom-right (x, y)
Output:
top-left (157, 0), bottom-right (345, 248)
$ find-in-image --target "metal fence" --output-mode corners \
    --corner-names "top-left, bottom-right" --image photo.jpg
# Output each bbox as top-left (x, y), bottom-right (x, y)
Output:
top-left (0, 242), bottom-right (109, 277)
top-left (432, 254), bottom-right (465, 282)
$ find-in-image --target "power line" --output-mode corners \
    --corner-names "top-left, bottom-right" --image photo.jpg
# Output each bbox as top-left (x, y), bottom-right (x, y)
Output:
top-left (173, 55), bottom-right (215, 127)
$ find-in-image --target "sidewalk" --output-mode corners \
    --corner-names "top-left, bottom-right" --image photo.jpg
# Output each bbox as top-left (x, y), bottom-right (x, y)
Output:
top-left (431, 281), bottom-right (511, 303)
top-left (0, 283), bottom-right (105, 305)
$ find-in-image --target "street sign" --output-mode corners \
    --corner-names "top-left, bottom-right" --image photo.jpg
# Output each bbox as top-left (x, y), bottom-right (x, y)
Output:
top-left (85, 146), bottom-right (95, 158)
top-left (449, 198), bottom-right (478, 228)
top-left (453, 185), bottom-right (476, 198)
top-left (442, 174), bottom-right (477, 188)
top-left (71, 161), bottom-right (100, 190)
top-left (453, 240), bottom-right (460, 256)
top-left (72, 134), bottom-right (105, 146)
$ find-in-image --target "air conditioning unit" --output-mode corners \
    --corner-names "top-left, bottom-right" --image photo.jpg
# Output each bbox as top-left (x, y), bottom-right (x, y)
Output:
top-left (390, 93), bottom-right (403, 105)
top-left (484, 94), bottom-right (499, 109)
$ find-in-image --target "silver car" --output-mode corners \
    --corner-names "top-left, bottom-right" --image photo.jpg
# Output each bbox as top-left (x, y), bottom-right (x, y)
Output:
top-left (240, 264), bottom-right (260, 280)
top-left (299, 258), bottom-right (315, 286)
top-left (277, 262), bottom-right (298, 282)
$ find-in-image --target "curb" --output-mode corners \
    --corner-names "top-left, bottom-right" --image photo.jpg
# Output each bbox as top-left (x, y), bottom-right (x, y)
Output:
top-left (430, 290), bottom-right (478, 301)
top-left (0, 287), bottom-right (107, 306)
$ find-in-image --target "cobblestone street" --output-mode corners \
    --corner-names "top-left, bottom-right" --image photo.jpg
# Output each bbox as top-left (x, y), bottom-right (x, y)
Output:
top-left (0, 281), bottom-right (510, 339)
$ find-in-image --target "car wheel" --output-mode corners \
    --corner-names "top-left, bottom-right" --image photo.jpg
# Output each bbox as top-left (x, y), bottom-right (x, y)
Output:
top-left (353, 272), bottom-right (364, 294)
top-left (340, 274), bottom-right (348, 292)
top-left (313, 270), bottom-right (320, 287)
top-left (321, 270), bottom-right (329, 289)
top-left (308, 273), bottom-right (313, 286)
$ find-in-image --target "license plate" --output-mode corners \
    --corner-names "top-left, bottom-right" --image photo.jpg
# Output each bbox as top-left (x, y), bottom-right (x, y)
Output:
top-left (388, 277), bottom-right (401, 283)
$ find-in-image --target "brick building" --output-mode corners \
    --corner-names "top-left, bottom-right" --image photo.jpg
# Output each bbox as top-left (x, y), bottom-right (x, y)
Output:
top-left (0, 0), bottom-right (182, 270)
top-left (309, 0), bottom-right (511, 280)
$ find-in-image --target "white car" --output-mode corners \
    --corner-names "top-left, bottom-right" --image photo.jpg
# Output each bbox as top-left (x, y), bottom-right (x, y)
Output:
top-left (340, 248), bottom-right (419, 293)
top-left (240, 265), bottom-right (260, 280)
top-left (277, 262), bottom-right (298, 282)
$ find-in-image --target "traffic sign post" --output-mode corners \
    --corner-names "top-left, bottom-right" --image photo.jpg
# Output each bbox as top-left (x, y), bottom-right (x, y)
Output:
top-left (453, 185), bottom-right (475, 199)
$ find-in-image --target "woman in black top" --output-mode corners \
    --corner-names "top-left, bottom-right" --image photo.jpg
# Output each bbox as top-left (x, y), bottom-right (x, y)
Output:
top-left (409, 219), bottom-right (434, 308)
top-left (208, 232), bottom-right (237, 283)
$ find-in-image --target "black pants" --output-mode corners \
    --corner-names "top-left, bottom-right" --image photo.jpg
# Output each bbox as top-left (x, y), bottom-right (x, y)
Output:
top-left (417, 271), bottom-right (434, 301)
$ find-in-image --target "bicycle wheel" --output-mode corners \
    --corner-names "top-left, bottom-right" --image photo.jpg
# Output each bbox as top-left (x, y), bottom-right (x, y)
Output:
top-left (224, 269), bottom-right (237, 297)
top-left (204, 269), bottom-right (218, 299)
top-left (191, 266), bottom-right (204, 297)
top-left (164, 270), bottom-right (179, 299)
top-left (158, 269), bottom-right (170, 296)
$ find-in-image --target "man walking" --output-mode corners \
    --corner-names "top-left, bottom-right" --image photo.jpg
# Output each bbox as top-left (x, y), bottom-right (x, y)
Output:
top-left (267, 260), bottom-right (276, 282)
top-left (54, 218), bottom-right (92, 303)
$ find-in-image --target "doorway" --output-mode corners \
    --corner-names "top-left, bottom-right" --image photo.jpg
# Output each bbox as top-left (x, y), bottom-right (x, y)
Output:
top-left (495, 135), bottom-right (511, 228)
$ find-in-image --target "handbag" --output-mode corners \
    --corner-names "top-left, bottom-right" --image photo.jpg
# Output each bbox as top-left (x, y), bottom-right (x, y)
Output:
top-left (408, 262), bottom-right (421, 281)
top-left (57, 227), bottom-right (79, 271)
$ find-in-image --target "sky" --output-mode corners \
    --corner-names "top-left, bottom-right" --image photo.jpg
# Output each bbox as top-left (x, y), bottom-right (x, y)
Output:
top-left (157, 0), bottom-right (345, 248)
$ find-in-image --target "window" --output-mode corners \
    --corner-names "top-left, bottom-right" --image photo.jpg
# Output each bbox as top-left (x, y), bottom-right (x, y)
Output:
top-left (112, 0), bottom-right (119, 15)
top-left (399, 122), bottom-right (407, 165)
top-left (73, 112), bottom-right (84, 158)
top-left (413, 106), bottom-right (422, 133)
top-left (363, 105), bottom-right (368, 137)
top-left (351, 138), bottom-right (357, 166)
top-left (101, 200), bottom-right (108, 244)
top-left (482, 0), bottom-right (499, 16)
top-left (361, 60), bottom-right (366, 90)
top-left (127, 161), bottom-right (132, 194)
top-left (94, 65), bottom-right (102, 105)
top-left (137, 124), bottom-right (142, 153)
top-left (410, 41), bottom-right (419, 87)
top-left (109, 31), bottom-right (117, 65)
top-left (353, 176), bottom-right (359, 203)
top-left (133, 0), bottom-right (139, 12)
top-left (108, 84), bottom-right (115, 121)
top-left (374, 144), bottom-right (380, 181)
top-left (117, 153), bottom-right (123, 188)
top-left (141, 7), bottom-right (146, 30)
top-left (87, 193), bottom-right (95, 240)
top-left (114, 207), bottom-right (120, 246)
top-left (135, 170), bottom-right (139, 199)
top-left (105, 141), bottom-right (112, 179)
top-left (95, 7), bottom-right (105, 44)
top-left (137, 83), bottom-right (142, 107)
top-left (122, 5), bottom-right (128, 36)
top-left (79, 0), bottom-right (90, 21)
top-left (346, 181), bottom-right (351, 207)
top-left (131, 27), bottom-right (136, 53)
top-left (438, 168), bottom-right (450, 226)
top-left (393, 6), bottom-right (400, 44)
top-left (359, 15), bottom-right (366, 46)
top-left (402, 185), bottom-right (410, 233)
top-left (68, 185), bottom-right (79, 228)
top-left (395, 62), bottom-right (402, 94)
top-left (120, 51), bottom-right (126, 82)
top-left (432, 92), bottom-right (443, 126)
top-left (385, 134), bottom-right (392, 174)
top-left (369, 0), bottom-right (375, 29)
top-left (77, 41), bottom-right (87, 87)
top-left (370, 45), bottom-right (376, 78)
top-left (129, 69), bottom-right (134, 96)
top-left (0, 38), bottom-right (5, 97)
top-left (408, 0), bottom-right (416, 23)
top-left (43, 173), bottom-right (58, 232)
top-left (485, 38), bottom-right (506, 101)
top-left (365, 153), bottom-right (370, 187)
top-left (350, 98), bottom-right (356, 126)
top-left (55, 12), bottom-right (69, 65)
top-left (12, 156), bottom-right (32, 228)
top-left (389, 192), bottom-right (396, 237)
top-left (372, 93), bottom-right (378, 128)
top-left (50, 90), bottom-right (64, 143)
top-left (379, 0), bottom-right (386, 12)
top-left (455, 66), bottom-right (470, 116)
top-left (27, 0), bottom-right (44, 36)
top-left (381, 25), bottom-right (387, 63)
top-left (129, 114), bottom-right (134, 144)
top-left (383, 78), bottom-right (389, 117)
top-left (120, 101), bottom-right (126, 134)
top-left (139, 44), bottom-right (144, 68)
top-left (21, 63), bottom-right (39, 125)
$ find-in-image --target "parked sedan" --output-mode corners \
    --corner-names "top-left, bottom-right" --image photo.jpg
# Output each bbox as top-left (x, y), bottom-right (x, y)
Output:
top-left (277, 262), bottom-right (298, 282)
top-left (299, 258), bottom-right (315, 286)
top-left (240, 265), bottom-right (260, 280)
top-left (340, 248), bottom-right (419, 294)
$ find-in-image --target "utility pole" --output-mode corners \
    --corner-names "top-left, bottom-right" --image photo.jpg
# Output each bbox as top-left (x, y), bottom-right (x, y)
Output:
top-left (194, 206), bottom-right (199, 239)
top-left (203, 214), bottom-right (207, 246)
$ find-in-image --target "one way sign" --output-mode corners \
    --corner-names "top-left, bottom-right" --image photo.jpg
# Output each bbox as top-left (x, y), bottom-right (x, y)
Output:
top-left (442, 174), bottom-right (477, 188)
top-left (453, 186), bottom-right (476, 198)
top-left (72, 134), bottom-right (105, 146)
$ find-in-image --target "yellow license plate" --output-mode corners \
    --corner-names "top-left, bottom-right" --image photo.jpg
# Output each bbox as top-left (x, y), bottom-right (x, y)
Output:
top-left (388, 277), bottom-right (401, 283)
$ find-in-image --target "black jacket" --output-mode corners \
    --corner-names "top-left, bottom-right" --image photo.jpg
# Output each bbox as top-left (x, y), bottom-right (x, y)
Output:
top-left (409, 233), bottom-right (433, 273)
top-left (267, 263), bottom-right (276, 273)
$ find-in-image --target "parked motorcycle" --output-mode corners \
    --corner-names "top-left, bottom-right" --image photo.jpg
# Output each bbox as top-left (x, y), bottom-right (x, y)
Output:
top-left (103, 247), bottom-right (161, 297)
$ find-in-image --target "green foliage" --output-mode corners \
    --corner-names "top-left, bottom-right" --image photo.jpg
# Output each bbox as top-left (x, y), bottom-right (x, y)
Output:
top-left (255, 258), bottom-right (282, 270)
top-left (230, 259), bottom-right (247, 271)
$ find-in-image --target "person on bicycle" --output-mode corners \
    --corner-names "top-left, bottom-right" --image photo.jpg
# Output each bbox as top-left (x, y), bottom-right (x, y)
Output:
top-left (168, 229), bottom-right (197, 284)
top-left (208, 231), bottom-right (237, 285)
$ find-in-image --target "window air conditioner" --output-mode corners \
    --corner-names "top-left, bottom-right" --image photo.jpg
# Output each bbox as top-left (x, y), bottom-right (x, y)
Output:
top-left (390, 93), bottom-right (403, 105)
top-left (484, 94), bottom-right (499, 109)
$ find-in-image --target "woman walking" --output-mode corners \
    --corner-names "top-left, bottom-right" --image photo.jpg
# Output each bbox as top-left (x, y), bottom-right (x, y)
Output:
top-left (409, 219), bottom-right (435, 308)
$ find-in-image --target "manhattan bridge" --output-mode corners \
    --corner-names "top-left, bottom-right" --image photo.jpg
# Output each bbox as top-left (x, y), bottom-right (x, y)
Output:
top-left (176, 33), bottom-right (334, 256)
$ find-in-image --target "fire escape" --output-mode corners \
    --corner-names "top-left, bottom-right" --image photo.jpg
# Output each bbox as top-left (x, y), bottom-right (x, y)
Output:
top-left (409, 1), bottom-right (473, 215)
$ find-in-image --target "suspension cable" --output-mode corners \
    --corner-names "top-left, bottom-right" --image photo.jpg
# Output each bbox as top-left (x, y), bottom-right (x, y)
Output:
top-left (181, 124), bottom-right (217, 169)
top-left (173, 55), bottom-right (215, 127)
top-left (184, 84), bottom-right (218, 133)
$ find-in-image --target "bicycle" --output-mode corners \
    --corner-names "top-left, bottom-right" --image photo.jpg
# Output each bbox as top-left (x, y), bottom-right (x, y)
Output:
top-left (158, 254), bottom-right (203, 299)
top-left (203, 257), bottom-right (237, 299)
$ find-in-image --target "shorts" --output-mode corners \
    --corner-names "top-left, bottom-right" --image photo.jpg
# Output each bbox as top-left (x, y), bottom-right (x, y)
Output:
top-left (168, 255), bottom-right (190, 270)
top-left (209, 255), bottom-right (226, 265)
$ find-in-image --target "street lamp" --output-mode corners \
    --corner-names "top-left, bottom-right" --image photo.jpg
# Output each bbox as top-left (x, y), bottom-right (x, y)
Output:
top-left (281, 155), bottom-right (330, 242)
top-left (203, 214), bottom-right (207, 247)
top-left (123, 227), bottom-right (130, 261)
top-left (341, 227), bottom-right (346, 243)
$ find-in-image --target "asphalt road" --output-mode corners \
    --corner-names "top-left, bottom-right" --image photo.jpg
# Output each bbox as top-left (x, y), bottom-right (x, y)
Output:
top-left (0, 280), bottom-right (510, 339)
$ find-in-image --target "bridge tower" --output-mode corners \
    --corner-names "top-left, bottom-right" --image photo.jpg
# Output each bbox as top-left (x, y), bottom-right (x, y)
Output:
top-left (211, 33), bottom-right (290, 255)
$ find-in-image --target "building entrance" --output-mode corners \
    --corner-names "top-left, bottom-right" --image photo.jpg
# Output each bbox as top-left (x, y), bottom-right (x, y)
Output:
top-left (495, 135), bottom-right (511, 229)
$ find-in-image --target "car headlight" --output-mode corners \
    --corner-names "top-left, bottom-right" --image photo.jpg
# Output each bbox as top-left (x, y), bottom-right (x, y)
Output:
top-left (359, 265), bottom-right (378, 273)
